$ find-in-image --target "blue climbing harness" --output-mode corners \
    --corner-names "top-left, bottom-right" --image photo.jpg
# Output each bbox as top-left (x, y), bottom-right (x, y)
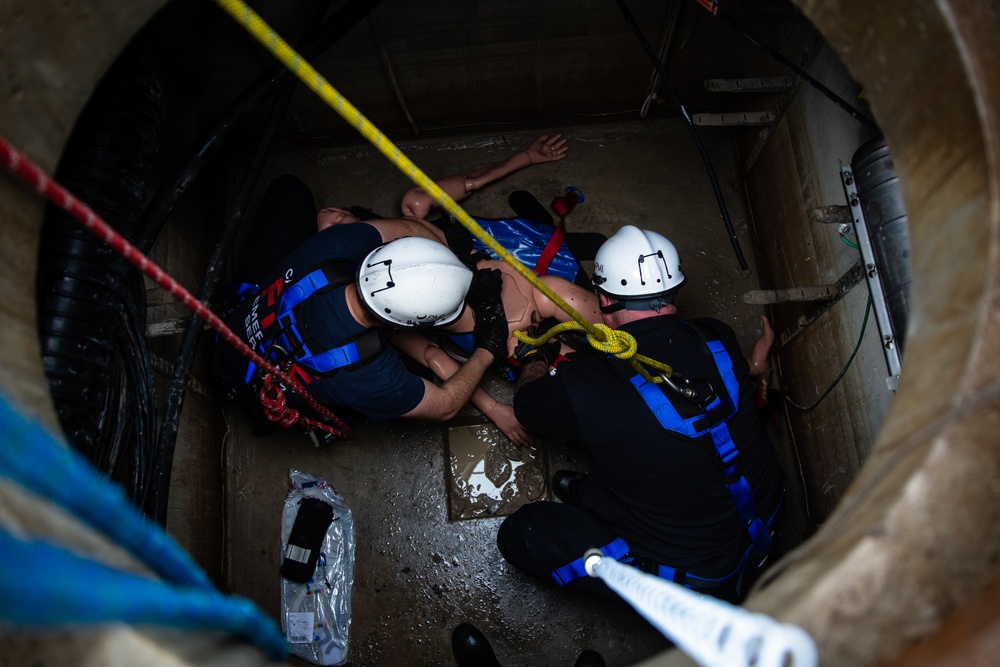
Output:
top-left (234, 262), bottom-right (383, 385)
top-left (551, 330), bottom-right (780, 591)
top-left (270, 266), bottom-right (382, 375)
top-left (631, 338), bottom-right (775, 559)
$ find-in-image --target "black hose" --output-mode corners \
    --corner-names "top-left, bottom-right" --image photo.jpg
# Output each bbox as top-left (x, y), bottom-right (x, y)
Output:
top-left (136, 0), bottom-right (384, 254)
top-left (36, 61), bottom-right (162, 508)
top-left (714, 6), bottom-right (881, 135)
top-left (616, 0), bottom-right (749, 271)
top-left (146, 81), bottom-right (300, 525)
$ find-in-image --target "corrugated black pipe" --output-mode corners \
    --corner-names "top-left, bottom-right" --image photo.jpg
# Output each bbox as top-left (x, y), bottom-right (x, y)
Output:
top-left (146, 79), bottom-right (299, 524)
top-left (36, 61), bottom-right (162, 507)
top-left (136, 0), bottom-right (383, 254)
top-left (616, 0), bottom-right (749, 271)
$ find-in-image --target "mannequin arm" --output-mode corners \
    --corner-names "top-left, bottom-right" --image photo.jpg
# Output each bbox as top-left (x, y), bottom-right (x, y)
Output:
top-left (399, 134), bottom-right (568, 219)
top-left (391, 332), bottom-right (534, 447)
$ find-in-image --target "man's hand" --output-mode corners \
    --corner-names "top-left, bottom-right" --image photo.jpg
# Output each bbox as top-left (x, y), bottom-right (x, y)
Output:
top-left (523, 134), bottom-right (569, 165)
top-left (467, 269), bottom-right (508, 362)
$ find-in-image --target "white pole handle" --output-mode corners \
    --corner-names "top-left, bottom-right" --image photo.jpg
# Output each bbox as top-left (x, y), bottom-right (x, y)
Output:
top-left (583, 550), bottom-right (817, 667)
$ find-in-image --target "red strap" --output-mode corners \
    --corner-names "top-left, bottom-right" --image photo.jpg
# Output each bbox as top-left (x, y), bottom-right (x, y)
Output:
top-left (534, 218), bottom-right (566, 276)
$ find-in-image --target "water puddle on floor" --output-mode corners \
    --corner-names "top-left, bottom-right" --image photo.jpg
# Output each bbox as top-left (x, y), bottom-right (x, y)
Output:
top-left (445, 421), bottom-right (548, 521)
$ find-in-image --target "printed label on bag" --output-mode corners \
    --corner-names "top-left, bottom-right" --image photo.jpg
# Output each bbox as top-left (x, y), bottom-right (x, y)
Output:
top-left (286, 611), bottom-right (314, 643)
top-left (285, 544), bottom-right (311, 563)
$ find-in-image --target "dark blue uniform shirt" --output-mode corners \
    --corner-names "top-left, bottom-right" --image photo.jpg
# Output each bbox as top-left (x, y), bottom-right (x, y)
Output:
top-left (218, 222), bottom-right (425, 421)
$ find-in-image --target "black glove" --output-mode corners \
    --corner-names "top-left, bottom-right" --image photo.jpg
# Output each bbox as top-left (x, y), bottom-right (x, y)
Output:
top-left (467, 268), bottom-right (508, 362)
top-left (513, 328), bottom-right (561, 368)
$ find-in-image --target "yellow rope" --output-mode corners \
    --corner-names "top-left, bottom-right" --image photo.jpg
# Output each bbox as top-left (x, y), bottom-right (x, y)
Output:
top-left (213, 0), bottom-right (678, 380)
top-left (213, 0), bottom-right (599, 334)
top-left (513, 323), bottom-right (674, 382)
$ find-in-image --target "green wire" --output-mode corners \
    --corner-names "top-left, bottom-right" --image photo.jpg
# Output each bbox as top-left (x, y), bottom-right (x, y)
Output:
top-left (841, 235), bottom-right (860, 249)
top-left (784, 291), bottom-right (874, 411)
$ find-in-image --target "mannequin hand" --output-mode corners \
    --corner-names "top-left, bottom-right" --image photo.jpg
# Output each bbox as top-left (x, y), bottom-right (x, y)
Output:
top-left (524, 134), bottom-right (568, 165)
top-left (486, 402), bottom-right (534, 447)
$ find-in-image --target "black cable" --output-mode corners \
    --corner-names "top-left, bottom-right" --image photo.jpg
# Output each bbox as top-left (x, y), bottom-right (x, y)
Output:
top-left (144, 12), bottom-right (321, 525)
top-left (713, 5), bottom-right (881, 134)
top-left (783, 292), bottom-right (872, 411)
top-left (616, 0), bottom-right (749, 271)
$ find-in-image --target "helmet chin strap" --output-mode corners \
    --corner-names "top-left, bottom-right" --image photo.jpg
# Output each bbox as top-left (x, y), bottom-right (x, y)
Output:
top-left (599, 300), bottom-right (626, 314)
top-left (599, 295), bottom-right (674, 314)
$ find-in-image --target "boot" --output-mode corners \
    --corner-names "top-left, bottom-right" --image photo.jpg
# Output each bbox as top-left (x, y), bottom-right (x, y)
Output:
top-left (552, 470), bottom-right (587, 506)
top-left (452, 623), bottom-right (504, 667)
top-left (574, 649), bottom-right (607, 667)
top-left (508, 190), bottom-right (554, 226)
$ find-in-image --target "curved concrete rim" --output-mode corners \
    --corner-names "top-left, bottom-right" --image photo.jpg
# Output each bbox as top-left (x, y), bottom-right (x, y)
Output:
top-left (743, 0), bottom-right (1000, 665)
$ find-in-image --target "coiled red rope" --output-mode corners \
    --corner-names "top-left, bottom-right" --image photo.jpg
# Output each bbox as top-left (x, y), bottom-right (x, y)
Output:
top-left (0, 135), bottom-right (349, 439)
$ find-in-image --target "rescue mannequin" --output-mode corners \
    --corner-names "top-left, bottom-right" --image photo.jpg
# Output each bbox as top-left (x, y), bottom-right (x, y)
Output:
top-left (313, 134), bottom-right (593, 447)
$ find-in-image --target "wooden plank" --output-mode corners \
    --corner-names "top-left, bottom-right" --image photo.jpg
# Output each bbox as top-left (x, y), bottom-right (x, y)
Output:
top-left (742, 284), bottom-right (839, 305)
top-left (704, 77), bottom-right (795, 93)
top-left (693, 111), bottom-right (775, 126)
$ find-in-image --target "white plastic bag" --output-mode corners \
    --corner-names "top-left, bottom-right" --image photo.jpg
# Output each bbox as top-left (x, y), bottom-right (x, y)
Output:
top-left (280, 468), bottom-right (356, 665)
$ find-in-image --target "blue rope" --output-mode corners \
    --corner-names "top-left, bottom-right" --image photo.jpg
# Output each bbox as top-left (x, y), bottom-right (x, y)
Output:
top-left (0, 393), bottom-right (287, 659)
top-left (0, 530), bottom-right (287, 660)
top-left (0, 394), bottom-right (210, 588)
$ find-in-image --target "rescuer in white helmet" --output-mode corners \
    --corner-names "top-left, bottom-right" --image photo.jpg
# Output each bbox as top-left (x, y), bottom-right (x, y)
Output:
top-left (498, 225), bottom-right (786, 604)
top-left (213, 175), bottom-right (509, 433)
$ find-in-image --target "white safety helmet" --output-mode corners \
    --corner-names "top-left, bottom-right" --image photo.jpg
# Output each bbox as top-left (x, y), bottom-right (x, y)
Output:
top-left (357, 237), bottom-right (473, 328)
top-left (592, 225), bottom-right (685, 300)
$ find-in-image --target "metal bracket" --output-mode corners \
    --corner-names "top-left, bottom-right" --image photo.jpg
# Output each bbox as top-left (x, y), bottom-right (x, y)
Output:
top-left (808, 205), bottom-right (852, 225)
top-left (841, 165), bottom-right (903, 391)
top-left (693, 111), bottom-right (775, 126)
top-left (704, 77), bottom-right (795, 93)
top-left (778, 259), bottom-right (865, 348)
top-left (743, 285), bottom-right (839, 305)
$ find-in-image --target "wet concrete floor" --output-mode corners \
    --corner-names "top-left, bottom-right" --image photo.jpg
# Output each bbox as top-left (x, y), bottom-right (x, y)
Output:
top-left (222, 120), bottom-right (798, 666)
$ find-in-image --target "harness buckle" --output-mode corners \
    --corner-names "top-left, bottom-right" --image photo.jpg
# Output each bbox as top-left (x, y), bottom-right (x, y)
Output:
top-left (262, 344), bottom-right (293, 375)
top-left (689, 377), bottom-right (722, 412)
top-left (659, 372), bottom-right (697, 399)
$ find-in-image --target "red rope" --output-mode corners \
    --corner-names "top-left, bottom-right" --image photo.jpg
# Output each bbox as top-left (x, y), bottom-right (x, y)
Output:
top-left (0, 135), bottom-right (349, 439)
